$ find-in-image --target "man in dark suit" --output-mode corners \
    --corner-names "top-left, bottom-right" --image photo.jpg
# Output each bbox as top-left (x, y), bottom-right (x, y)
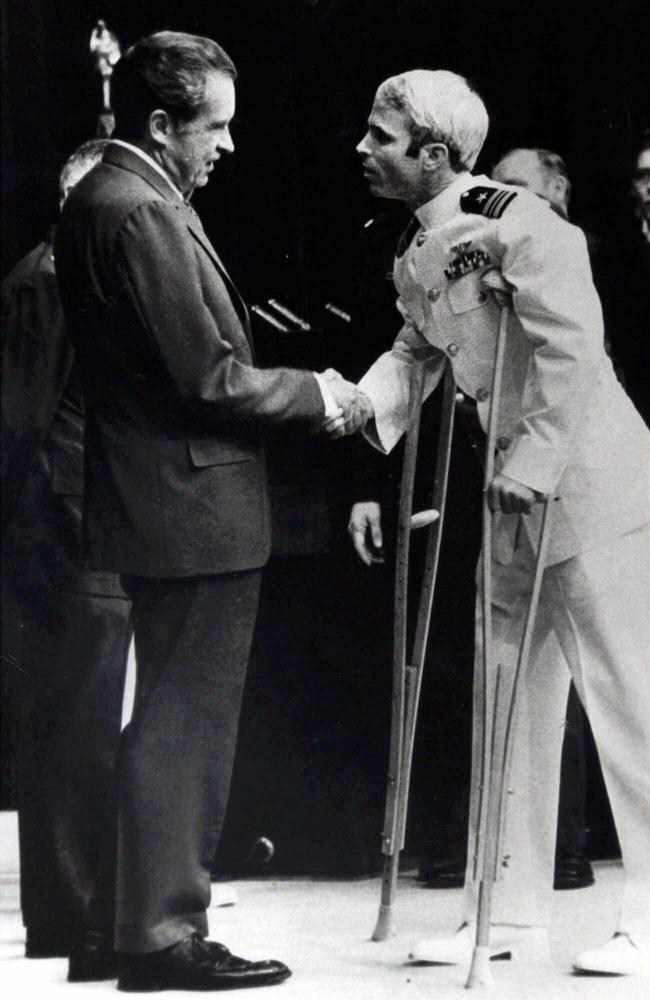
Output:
top-left (1, 140), bottom-right (133, 962)
top-left (55, 31), bottom-right (368, 992)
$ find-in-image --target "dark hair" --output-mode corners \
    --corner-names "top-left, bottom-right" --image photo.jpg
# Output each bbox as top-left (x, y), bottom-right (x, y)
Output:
top-left (112, 31), bottom-right (237, 140)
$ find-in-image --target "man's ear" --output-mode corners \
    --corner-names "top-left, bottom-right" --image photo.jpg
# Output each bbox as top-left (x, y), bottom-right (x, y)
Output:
top-left (148, 109), bottom-right (171, 147)
top-left (551, 173), bottom-right (569, 206)
top-left (420, 141), bottom-right (449, 173)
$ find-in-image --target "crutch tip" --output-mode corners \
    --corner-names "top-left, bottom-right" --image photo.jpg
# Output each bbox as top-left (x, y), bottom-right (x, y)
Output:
top-left (371, 906), bottom-right (395, 942)
top-left (465, 946), bottom-right (493, 989)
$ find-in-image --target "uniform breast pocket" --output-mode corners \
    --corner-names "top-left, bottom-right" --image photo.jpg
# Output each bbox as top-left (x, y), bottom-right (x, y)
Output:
top-left (447, 275), bottom-right (490, 315)
top-left (187, 440), bottom-right (255, 468)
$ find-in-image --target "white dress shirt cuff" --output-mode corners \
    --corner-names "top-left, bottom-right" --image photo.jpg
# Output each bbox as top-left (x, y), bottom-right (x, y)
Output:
top-left (313, 372), bottom-right (341, 419)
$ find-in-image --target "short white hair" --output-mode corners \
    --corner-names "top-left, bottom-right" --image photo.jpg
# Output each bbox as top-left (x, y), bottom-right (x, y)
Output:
top-left (59, 139), bottom-right (109, 201)
top-left (377, 70), bottom-right (489, 171)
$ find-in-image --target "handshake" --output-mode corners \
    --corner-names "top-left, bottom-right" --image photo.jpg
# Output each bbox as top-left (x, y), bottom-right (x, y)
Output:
top-left (319, 368), bottom-right (374, 438)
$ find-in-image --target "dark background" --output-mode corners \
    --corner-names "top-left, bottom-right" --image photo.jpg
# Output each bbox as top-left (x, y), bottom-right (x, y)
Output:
top-left (2, 0), bottom-right (648, 853)
top-left (3, 0), bottom-right (650, 305)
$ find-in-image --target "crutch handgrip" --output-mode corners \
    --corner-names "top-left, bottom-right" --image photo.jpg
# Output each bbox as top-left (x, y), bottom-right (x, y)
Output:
top-left (410, 509), bottom-right (440, 530)
top-left (481, 268), bottom-right (513, 309)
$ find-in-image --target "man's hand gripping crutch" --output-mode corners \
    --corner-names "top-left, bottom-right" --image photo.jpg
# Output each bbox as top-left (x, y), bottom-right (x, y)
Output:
top-left (465, 269), bottom-right (555, 989)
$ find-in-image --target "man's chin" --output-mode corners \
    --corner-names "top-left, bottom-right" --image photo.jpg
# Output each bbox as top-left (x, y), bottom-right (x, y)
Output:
top-left (364, 177), bottom-right (387, 198)
top-left (367, 183), bottom-right (396, 201)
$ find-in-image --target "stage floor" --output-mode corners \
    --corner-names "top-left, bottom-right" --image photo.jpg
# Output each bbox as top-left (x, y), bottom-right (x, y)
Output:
top-left (0, 811), bottom-right (642, 998)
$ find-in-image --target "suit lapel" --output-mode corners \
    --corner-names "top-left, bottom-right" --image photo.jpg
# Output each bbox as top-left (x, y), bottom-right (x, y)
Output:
top-left (181, 204), bottom-right (252, 339)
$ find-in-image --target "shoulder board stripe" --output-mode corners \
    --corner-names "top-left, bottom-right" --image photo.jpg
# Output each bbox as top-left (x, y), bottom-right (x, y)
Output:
top-left (485, 189), bottom-right (517, 218)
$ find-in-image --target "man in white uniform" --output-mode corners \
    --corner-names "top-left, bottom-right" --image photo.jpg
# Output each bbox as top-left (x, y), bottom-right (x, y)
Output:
top-left (351, 69), bottom-right (650, 977)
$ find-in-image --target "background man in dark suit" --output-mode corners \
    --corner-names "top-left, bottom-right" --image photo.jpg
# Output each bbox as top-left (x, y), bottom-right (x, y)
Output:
top-left (1, 139), bottom-right (133, 963)
top-left (55, 30), bottom-right (368, 993)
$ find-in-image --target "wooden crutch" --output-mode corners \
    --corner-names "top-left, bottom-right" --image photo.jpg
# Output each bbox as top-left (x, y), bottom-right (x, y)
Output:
top-left (372, 358), bottom-right (457, 941)
top-left (465, 298), bottom-right (555, 988)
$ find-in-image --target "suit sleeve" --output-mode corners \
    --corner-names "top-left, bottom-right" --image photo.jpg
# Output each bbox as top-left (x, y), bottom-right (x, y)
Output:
top-left (113, 201), bottom-right (324, 425)
top-left (496, 204), bottom-right (604, 494)
top-left (358, 298), bottom-right (446, 453)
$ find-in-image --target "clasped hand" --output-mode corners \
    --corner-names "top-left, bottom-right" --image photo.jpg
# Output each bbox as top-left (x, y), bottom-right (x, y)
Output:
top-left (487, 472), bottom-right (545, 514)
top-left (320, 369), bottom-right (374, 438)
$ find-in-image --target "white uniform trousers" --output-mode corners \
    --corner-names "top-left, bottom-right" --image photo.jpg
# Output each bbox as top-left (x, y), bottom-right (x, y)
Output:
top-left (462, 520), bottom-right (650, 934)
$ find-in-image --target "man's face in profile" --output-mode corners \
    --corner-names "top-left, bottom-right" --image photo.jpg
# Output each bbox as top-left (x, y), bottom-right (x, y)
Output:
top-left (162, 71), bottom-right (236, 195)
top-left (356, 95), bottom-right (424, 204)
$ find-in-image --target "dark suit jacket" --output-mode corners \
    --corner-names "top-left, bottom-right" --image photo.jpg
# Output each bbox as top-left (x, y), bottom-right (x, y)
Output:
top-left (55, 144), bottom-right (324, 577)
top-left (1, 234), bottom-right (121, 594)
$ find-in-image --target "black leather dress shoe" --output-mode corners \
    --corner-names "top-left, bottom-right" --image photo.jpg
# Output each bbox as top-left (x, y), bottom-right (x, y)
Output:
top-left (68, 930), bottom-right (119, 982)
top-left (418, 856), bottom-right (466, 888)
top-left (554, 852), bottom-right (595, 890)
top-left (25, 926), bottom-right (71, 959)
top-left (117, 933), bottom-right (292, 992)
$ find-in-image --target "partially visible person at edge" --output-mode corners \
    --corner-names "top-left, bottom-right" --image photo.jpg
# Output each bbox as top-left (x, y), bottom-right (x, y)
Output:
top-left (1, 140), bottom-right (133, 964)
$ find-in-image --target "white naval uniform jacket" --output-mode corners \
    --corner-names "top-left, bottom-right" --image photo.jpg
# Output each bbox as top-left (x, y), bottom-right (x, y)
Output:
top-left (359, 172), bottom-right (650, 566)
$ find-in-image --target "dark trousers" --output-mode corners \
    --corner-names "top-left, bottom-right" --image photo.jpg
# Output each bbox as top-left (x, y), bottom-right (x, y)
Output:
top-left (116, 570), bottom-right (261, 954)
top-left (556, 683), bottom-right (588, 857)
top-left (6, 581), bottom-right (132, 939)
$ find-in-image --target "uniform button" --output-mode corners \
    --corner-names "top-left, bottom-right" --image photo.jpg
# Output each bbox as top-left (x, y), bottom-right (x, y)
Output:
top-left (455, 392), bottom-right (465, 403)
top-left (447, 343), bottom-right (459, 357)
top-left (496, 435), bottom-right (512, 450)
top-left (477, 290), bottom-right (488, 304)
top-left (476, 387), bottom-right (489, 402)
top-left (427, 287), bottom-right (441, 302)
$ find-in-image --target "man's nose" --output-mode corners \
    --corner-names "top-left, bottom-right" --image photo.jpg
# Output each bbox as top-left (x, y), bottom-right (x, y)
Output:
top-left (356, 133), bottom-right (370, 156)
top-left (219, 128), bottom-right (235, 154)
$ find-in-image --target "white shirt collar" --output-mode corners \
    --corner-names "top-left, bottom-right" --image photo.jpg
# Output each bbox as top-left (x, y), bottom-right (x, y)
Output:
top-left (414, 171), bottom-right (475, 229)
top-left (110, 140), bottom-right (185, 201)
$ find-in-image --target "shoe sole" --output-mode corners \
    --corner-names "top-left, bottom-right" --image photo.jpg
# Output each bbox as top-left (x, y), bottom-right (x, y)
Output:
top-left (68, 972), bottom-right (119, 982)
top-left (554, 879), bottom-right (595, 890)
top-left (117, 969), bottom-right (292, 992)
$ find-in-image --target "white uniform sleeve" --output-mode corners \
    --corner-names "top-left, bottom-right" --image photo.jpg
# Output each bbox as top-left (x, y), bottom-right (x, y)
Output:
top-left (496, 203), bottom-right (604, 494)
top-left (358, 298), bottom-right (445, 454)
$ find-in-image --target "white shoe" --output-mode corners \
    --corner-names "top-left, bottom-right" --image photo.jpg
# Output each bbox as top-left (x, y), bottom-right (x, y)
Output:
top-left (409, 922), bottom-right (549, 965)
top-left (210, 884), bottom-right (238, 908)
top-left (573, 933), bottom-right (650, 976)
